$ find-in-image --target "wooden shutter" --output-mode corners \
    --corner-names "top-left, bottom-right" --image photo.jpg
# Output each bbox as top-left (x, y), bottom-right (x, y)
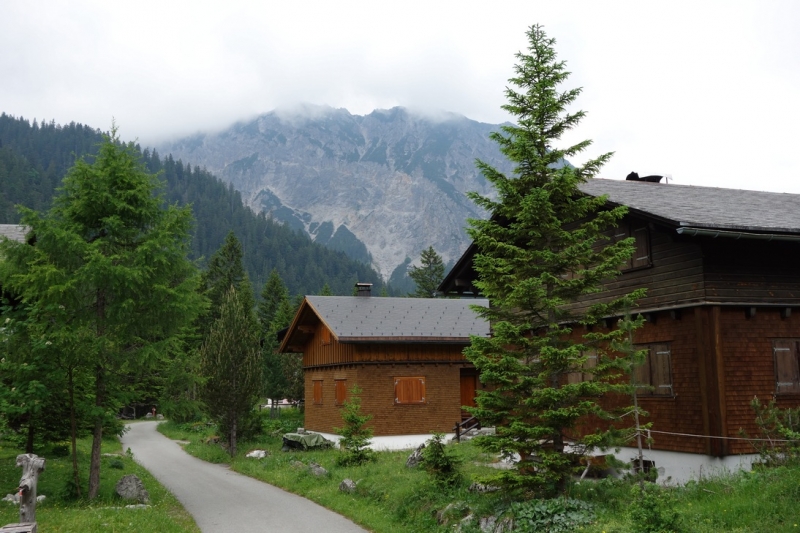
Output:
top-left (583, 349), bottom-right (598, 382)
top-left (321, 327), bottom-right (331, 345)
top-left (633, 347), bottom-right (652, 395)
top-left (394, 376), bottom-right (426, 404)
top-left (631, 225), bottom-right (651, 269)
top-left (774, 340), bottom-right (800, 394)
top-left (313, 380), bottom-right (323, 405)
top-left (335, 379), bottom-right (347, 405)
top-left (650, 344), bottom-right (673, 396)
top-left (613, 223), bottom-right (634, 270)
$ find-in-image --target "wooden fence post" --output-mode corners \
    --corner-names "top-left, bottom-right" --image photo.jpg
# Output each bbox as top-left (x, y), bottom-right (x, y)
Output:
top-left (16, 454), bottom-right (45, 523)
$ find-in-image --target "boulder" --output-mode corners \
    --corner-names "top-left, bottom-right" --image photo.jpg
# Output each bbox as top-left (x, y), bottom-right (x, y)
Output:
top-left (115, 474), bottom-right (149, 503)
top-left (468, 482), bottom-right (500, 493)
top-left (405, 443), bottom-right (426, 468)
top-left (309, 462), bottom-right (328, 477)
top-left (339, 479), bottom-right (357, 493)
top-left (245, 449), bottom-right (269, 459)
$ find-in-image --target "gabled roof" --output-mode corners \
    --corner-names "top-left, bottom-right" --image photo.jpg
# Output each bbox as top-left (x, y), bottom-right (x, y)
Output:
top-left (579, 179), bottom-right (800, 234)
top-left (279, 296), bottom-right (489, 351)
top-left (0, 225), bottom-right (27, 243)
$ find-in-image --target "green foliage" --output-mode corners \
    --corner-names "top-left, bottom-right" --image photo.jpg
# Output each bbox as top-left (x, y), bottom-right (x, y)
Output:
top-left (203, 231), bottom-right (255, 321)
top-left (258, 269), bottom-right (302, 402)
top-left (0, 126), bottom-right (203, 498)
top-left (408, 246), bottom-right (445, 297)
top-left (335, 385), bottom-right (376, 466)
top-left (464, 25), bottom-right (642, 497)
top-left (629, 484), bottom-right (682, 533)
top-left (511, 498), bottom-right (595, 533)
top-left (746, 396), bottom-right (800, 467)
top-left (420, 433), bottom-right (462, 486)
top-left (200, 286), bottom-right (262, 457)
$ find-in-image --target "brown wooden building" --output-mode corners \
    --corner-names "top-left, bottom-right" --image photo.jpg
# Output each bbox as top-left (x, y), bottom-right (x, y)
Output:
top-left (279, 290), bottom-right (489, 436)
top-left (440, 178), bottom-right (800, 460)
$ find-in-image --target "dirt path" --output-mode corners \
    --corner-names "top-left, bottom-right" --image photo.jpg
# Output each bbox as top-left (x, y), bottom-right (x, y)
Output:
top-left (121, 421), bottom-right (368, 533)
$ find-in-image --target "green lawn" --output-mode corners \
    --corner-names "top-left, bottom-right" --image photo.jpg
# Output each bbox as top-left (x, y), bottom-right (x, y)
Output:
top-left (0, 424), bottom-right (199, 532)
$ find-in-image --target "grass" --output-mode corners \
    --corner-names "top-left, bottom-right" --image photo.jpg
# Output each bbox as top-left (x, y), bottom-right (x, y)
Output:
top-left (0, 423), bottom-right (199, 532)
top-left (160, 410), bottom-right (800, 533)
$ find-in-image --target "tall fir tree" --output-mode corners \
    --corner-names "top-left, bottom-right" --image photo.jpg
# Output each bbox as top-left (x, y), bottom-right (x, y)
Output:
top-left (464, 25), bottom-right (643, 496)
top-left (200, 285), bottom-right (262, 457)
top-left (0, 127), bottom-right (203, 499)
top-left (408, 246), bottom-right (445, 298)
top-left (258, 269), bottom-right (294, 402)
top-left (201, 231), bottom-right (254, 320)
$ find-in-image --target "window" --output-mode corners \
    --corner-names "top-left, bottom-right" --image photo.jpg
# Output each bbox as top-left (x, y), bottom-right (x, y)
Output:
top-left (312, 380), bottom-right (323, 405)
top-left (394, 376), bottom-right (426, 405)
top-left (614, 222), bottom-right (651, 271)
top-left (633, 343), bottom-right (673, 396)
top-left (773, 340), bottom-right (800, 394)
top-left (335, 379), bottom-right (347, 405)
top-left (567, 349), bottom-right (597, 384)
top-left (321, 327), bottom-right (331, 345)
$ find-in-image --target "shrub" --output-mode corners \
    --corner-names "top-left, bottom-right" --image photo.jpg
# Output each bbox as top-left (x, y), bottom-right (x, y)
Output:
top-left (420, 433), bottom-right (462, 487)
top-left (628, 484), bottom-right (682, 533)
top-left (747, 396), bottom-right (800, 467)
top-left (511, 498), bottom-right (595, 533)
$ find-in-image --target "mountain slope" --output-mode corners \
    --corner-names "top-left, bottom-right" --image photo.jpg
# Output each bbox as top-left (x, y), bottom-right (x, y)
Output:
top-left (0, 113), bottom-right (383, 296)
top-left (158, 105), bottom-right (512, 279)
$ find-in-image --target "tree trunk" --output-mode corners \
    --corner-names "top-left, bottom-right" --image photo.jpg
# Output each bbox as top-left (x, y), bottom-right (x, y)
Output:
top-left (88, 363), bottom-right (104, 499)
top-left (230, 414), bottom-right (237, 457)
top-left (68, 366), bottom-right (82, 499)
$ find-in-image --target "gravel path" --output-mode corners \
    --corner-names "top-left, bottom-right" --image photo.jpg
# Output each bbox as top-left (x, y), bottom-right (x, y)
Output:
top-left (121, 421), bottom-right (368, 533)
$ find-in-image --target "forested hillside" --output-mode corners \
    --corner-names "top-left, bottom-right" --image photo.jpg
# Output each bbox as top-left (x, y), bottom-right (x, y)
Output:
top-left (0, 113), bottom-right (383, 296)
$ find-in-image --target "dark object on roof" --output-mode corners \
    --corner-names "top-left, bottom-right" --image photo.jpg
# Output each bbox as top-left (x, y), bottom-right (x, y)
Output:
top-left (626, 172), bottom-right (664, 183)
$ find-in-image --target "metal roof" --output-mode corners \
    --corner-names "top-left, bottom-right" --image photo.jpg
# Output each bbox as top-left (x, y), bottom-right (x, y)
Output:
top-left (0, 225), bottom-right (27, 243)
top-left (304, 295), bottom-right (490, 342)
top-left (579, 179), bottom-right (800, 234)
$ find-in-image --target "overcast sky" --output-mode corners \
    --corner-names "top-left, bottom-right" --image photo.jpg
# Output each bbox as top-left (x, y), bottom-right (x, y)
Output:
top-left (3, 1), bottom-right (799, 193)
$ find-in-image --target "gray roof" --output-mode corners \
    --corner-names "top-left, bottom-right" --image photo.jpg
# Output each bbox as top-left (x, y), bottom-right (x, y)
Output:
top-left (579, 179), bottom-right (800, 234)
top-left (0, 225), bottom-right (27, 243)
top-left (305, 296), bottom-right (490, 342)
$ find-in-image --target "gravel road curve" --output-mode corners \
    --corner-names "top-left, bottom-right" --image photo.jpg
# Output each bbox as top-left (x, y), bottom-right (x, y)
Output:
top-left (121, 421), bottom-right (368, 533)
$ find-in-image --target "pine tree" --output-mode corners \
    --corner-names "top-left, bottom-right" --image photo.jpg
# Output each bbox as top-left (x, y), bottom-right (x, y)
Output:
top-left (0, 127), bottom-right (203, 498)
top-left (464, 25), bottom-right (643, 496)
top-left (200, 285), bottom-right (262, 457)
top-left (202, 231), bottom-right (254, 320)
top-left (408, 246), bottom-right (445, 297)
top-left (258, 269), bottom-right (293, 402)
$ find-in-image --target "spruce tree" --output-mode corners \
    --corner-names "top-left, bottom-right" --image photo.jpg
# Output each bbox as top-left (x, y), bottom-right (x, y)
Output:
top-left (408, 246), bottom-right (445, 297)
top-left (464, 25), bottom-right (643, 496)
top-left (202, 231), bottom-right (254, 321)
top-left (200, 285), bottom-right (262, 457)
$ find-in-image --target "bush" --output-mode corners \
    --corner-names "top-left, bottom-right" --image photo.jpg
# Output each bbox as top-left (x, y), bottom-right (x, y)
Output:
top-left (628, 484), bottom-right (682, 533)
top-left (511, 498), bottom-right (595, 533)
top-left (420, 433), bottom-right (462, 487)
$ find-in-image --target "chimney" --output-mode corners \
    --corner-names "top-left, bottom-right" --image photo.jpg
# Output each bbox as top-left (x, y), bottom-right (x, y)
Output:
top-left (355, 282), bottom-right (372, 297)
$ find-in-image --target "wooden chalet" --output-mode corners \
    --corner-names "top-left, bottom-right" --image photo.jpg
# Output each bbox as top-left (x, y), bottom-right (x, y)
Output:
top-left (440, 178), bottom-right (800, 464)
top-left (278, 289), bottom-right (489, 436)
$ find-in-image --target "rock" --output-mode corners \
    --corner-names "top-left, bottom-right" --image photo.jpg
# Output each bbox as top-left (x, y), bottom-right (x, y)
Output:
top-left (115, 474), bottom-right (150, 503)
top-left (435, 502), bottom-right (467, 525)
top-left (405, 443), bottom-right (426, 468)
top-left (339, 479), bottom-right (357, 493)
top-left (156, 414), bottom-right (164, 420)
top-left (36, 495), bottom-right (45, 503)
top-left (479, 516), bottom-right (497, 532)
top-left (245, 449), bottom-right (269, 459)
top-left (309, 462), bottom-right (328, 477)
top-left (468, 482), bottom-right (500, 493)
top-left (3, 493), bottom-right (19, 504)
top-left (290, 460), bottom-right (305, 468)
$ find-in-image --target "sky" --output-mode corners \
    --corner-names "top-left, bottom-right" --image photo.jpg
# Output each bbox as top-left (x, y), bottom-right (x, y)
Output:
top-left (2, 0), bottom-right (799, 193)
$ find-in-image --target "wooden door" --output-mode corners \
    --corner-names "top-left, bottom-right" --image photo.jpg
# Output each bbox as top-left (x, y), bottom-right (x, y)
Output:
top-left (460, 371), bottom-right (477, 421)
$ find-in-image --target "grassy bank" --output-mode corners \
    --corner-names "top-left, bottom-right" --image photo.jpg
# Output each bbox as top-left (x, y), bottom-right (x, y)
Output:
top-left (0, 424), bottom-right (198, 532)
top-left (160, 410), bottom-right (800, 533)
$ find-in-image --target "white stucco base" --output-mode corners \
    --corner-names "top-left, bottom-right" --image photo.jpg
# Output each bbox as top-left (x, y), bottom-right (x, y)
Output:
top-left (605, 446), bottom-right (760, 485)
top-left (312, 432), bottom-right (450, 451)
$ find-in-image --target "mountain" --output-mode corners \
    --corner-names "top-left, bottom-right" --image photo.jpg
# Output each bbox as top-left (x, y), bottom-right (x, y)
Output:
top-left (0, 113), bottom-right (383, 297)
top-left (157, 105), bottom-right (512, 281)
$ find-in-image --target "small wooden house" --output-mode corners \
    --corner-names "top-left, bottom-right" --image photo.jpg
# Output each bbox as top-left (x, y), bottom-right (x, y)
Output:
top-left (440, 178), bottom-right (800, 475)
top-left (279, 290), bottom-right (489, 436)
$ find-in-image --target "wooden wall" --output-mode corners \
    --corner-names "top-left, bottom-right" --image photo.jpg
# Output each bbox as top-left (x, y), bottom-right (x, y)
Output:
top-left (304, 363), bottom-right (468, 436)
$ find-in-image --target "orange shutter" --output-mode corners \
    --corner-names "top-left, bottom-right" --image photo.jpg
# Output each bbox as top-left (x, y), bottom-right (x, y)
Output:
top-left (313, 380), bottom-right (323, 404)
top-left (335, 379), bottom-right (347, 405)
top-left (394, 377), bottom-right (426, 404)
top-left (774, 340), bottom-right (800, 394)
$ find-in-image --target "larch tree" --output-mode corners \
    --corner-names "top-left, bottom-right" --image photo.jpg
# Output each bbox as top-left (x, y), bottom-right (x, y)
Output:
top-left (200, 285), bottom-right (262, 457)
top-left (0, 127), bottom-right (203, 499)
top-left (464, 25), bottom-right (643, 496)
top-left (408, 246), bottom-right (445, 298)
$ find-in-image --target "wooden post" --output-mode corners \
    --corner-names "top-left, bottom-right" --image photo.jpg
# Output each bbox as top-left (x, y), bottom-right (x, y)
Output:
top-left (16, 454), bottom-right (45, 523)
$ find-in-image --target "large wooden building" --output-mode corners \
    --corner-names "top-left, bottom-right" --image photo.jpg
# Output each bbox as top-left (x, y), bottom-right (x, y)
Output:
top-left (279, 290), bottom-right (489, 436)
top-left (440, 178), bottom-right (800, 473)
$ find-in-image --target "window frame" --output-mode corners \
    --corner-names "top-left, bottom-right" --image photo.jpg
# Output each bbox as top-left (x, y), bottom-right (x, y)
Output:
top-left (773, 339), bottom-right (800, 395)
top-left (614, 221), bottom-right (652, 272)
top-left (567, 349), bottom-right (598, 384)
top-left (633, 343), bottom-right (673, 397)
top-left (394, 376), bottom-right (426, 405)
